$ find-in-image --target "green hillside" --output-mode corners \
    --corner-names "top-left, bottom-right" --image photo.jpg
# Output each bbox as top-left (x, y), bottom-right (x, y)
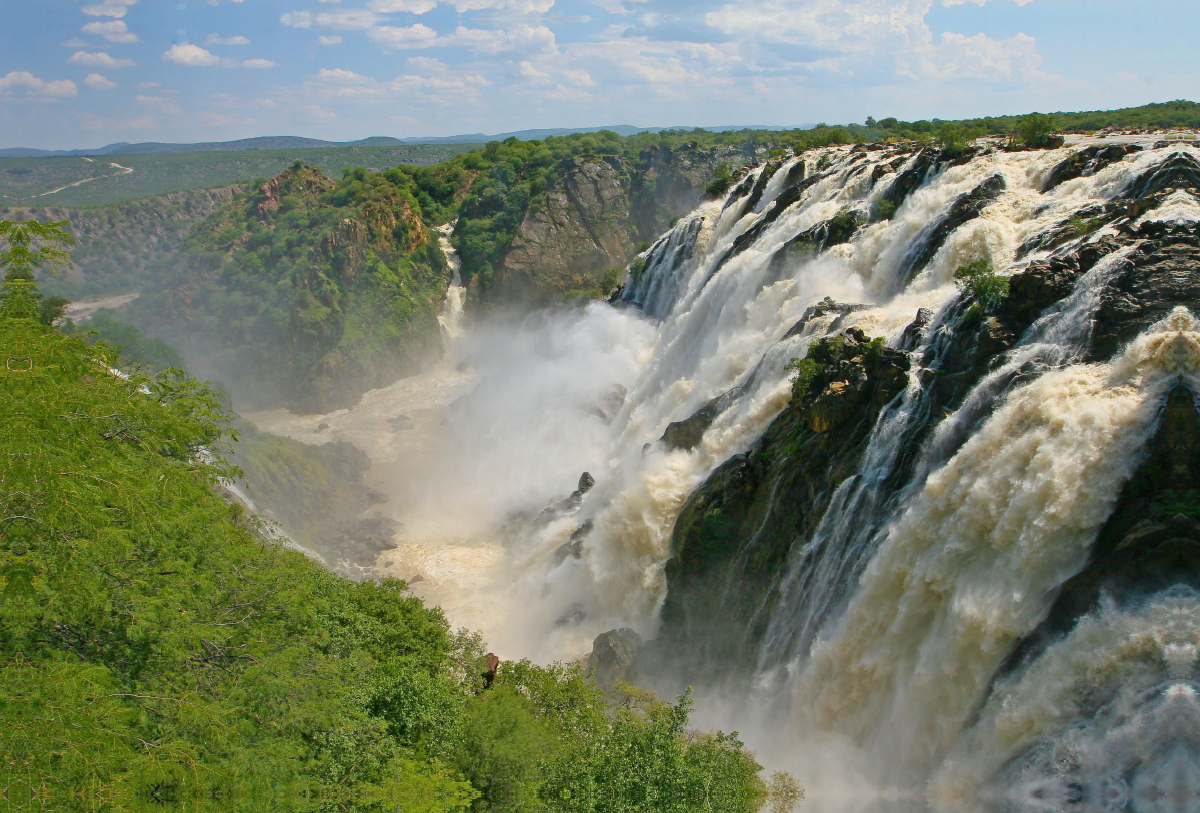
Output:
top-left (0, 259), bottom-right (776, 810)
top-left (0, 143), bottom-right (480, 208)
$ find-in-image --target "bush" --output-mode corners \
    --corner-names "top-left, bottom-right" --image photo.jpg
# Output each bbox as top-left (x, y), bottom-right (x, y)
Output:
top-left (953, 258), bottom-right (1009, 312)
top-left (1011, 113), bottom-right (1056, 148)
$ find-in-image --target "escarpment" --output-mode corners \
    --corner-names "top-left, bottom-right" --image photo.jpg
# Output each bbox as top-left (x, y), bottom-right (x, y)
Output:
top-left (647, 145), bottom-right (1200, 695)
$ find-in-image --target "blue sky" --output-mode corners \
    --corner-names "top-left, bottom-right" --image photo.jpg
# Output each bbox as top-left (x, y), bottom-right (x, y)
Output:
top-left (1, 0), bottom-right (1197, 149)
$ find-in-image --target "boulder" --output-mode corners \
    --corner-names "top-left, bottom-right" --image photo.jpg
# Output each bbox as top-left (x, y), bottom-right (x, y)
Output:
top-left (586, 628), bottom-right (643, 691)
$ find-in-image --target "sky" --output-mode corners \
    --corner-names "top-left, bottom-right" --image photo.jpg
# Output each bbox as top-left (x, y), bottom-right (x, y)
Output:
top-left (1, 0), bottom-right (1197, 149)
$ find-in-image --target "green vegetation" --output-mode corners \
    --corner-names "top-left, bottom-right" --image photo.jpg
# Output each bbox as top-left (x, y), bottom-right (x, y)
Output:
top-left (0, 144), bottom-right (481, 208)
top-left (127, 164), bottom-right (454, 411)
top-left (954, 258), bottom-right (1009, 313)
top-left (0, 236), bottom-right (783, 810)
top-left (67, 310), bottom-right (185, 373)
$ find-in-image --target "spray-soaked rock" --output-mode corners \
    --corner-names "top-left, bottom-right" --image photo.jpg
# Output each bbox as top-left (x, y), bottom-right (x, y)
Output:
top-left (586, 628), bottom-right (643, 691)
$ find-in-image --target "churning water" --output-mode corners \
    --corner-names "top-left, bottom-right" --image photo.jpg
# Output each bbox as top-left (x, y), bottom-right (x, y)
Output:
top-left (252, 136), bottom-right (1200, 810)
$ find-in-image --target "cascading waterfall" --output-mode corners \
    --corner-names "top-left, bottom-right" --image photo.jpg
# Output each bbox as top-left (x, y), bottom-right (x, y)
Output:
top-left (254, 135), bottom-right (1200, 804)
top-left (436, 221), bottom-right (466, 350)
top-left (545, 140), bottom-right (1178, 651)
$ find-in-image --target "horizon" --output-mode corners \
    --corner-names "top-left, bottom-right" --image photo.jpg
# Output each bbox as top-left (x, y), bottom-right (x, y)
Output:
top-left (3, 0), bottom-right (1198, 151)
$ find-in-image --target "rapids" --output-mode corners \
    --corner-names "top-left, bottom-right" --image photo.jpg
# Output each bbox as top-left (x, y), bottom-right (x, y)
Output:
top-left (249, 134), bottom-right (1200, 810)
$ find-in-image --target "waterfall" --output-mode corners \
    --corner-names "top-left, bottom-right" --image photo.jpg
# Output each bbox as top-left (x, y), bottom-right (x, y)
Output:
top-left (436, 221), bottom-right (466, 351)
top-left (255, 140), bottom-right (1200, 794)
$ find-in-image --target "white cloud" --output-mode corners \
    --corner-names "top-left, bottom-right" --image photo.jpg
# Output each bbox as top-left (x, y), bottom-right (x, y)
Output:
top-left (943, 0), bottom-right (1035, 5)
top-left (162, 44), bottom-right (221, 66)
top-left (451, 0), bottom-right (555, 11)
top-left (241, 58), bottom-right (279, 68)
top-left (368, 0), bottom-right (439, 12)
top-left (367, 24), bottom-right (439, 49)
top-left (67, 50), bottom-right (136, 68)
top-left (81, 20), bottom-right (139, 43)
top-left (312, 68), bottom-right (377, 83)
top-left (368, 23), bottom-right (556, 54)
top-left (280, 10), bottom-right (378, 30)
top-left (317, 35), bottom-right (344, 45)
top-left (0, 71), bottom-right (79, 101)
top-left (206, 34), bottom-right (252, 45)
top-left (84, 73), bottom-right (118, 90)
top-left (136, 81), bottom-right (162, 88)
top-left (80, 0), bottom-right (138, 17)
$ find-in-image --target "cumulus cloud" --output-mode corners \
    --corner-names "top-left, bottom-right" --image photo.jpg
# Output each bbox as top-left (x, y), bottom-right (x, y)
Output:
top-left (450, 0), bottom-right (555, 11)
top-left (206, 34), bottom-right (252, 45)
top-left (317, 35), bottom-right (343, 45)
top-left (81, 20), bottom-right (139, 43)
top-left (0, 71), bottom-right (80, 101)
top-left (67, 50), bottom-right (136, 68)
top-left (242, 58), bottom-right (279, 68)
top-left (280, 10), bottom-right (379, 30)
top-left (80, 0), bottom-right (138, 18)
top-left (367, 24), bottom-right (439, 49)
top-left (312, 68), bottom-right (378, 83)
top-left (162, 43), bottom-right (221, 66)
top-left (84, 73), bottom-right (119, 90)
top-left (368, 0), bottom-right (439, 13)
top-left (368, 23), bottom-right (556, 55)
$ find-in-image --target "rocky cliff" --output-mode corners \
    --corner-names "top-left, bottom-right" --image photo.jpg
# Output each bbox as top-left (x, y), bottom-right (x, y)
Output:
top-left (464, 141), bottom-right (751, 305)
top-left (650, 148), bottom-right (1200, 688)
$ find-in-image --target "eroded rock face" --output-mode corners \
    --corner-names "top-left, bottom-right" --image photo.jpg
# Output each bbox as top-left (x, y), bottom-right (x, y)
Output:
top-left (653, 174), bottom-right (1200, 685)
top-left (492, 147), bottom-right (745, 304)
top-left (586, 628), bottom-right (643, 691)
top-left (1006, 382), bottom-right (1200, 673)
top-left (497, 160), bottom-right (633, 303)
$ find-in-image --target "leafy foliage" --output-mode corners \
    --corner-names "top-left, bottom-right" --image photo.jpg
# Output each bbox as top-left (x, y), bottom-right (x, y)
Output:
top-left (0, 247), bottom-right (775, 809)
top-left (953, 258), bottom-right (1009, 313)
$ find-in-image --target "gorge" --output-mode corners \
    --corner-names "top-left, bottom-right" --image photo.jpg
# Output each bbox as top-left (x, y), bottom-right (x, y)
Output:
top-left (260, 133), bottom-right (1200, 808)
top-left (9, 115), bottom-right (1200, 810)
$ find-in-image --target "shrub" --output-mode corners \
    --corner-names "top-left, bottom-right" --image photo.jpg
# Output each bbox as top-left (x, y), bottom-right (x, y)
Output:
top-left (1011, 113), bottom-right (1056, 148)
top-left (954, 258), bottom-right (1009, 312)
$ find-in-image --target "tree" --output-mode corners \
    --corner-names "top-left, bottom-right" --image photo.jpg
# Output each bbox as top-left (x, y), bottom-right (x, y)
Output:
top-left (0, 218), bottom-right (75, 279)
top-left (0, 219), bottom-right (74, 325)
top-left (1011, 113), bottom-right (1056, 148)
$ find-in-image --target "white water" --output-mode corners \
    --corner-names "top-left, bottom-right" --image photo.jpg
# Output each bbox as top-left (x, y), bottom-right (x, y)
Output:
top-left (250, 139), bottom-right (1200, 799)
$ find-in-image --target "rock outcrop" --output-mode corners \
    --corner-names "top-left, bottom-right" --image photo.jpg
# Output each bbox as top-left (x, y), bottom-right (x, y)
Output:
top-left (490, 145), bottom-right (747, 305)
top-left (652, 169), bottom-right (1200, 686)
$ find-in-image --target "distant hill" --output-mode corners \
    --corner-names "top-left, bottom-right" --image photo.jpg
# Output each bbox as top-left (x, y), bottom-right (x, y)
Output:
top-left (0, 125), bottom-right (808, 158)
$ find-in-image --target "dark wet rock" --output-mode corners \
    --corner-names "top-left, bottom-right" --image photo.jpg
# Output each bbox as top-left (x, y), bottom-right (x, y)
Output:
top-left (316, 422), bottom-right (329, 432)
top-left (899, 173), bottom-right (1007, 283)
top-left (388, 414), bottom-right (413, 431)
top-left (554, 519), bottom-right (593, 564)
top-left (877, 148), bottom-right (941, 211)
top-left (1091, 225), bottom-right (1200, 360)
top-left (586, 628), bottom-right (643, 691)
top-left (534, 472), bottom-right (597, 527)
top-left (1120, 150), bottom-right (1200, 199)
top-left (555, 605), bottom-right (587, 627)
top-left (1004, 382), bottom-right (1200, 675)
top-left (1041, 143), bottom-right (1143, 192)
top-left (898, 308), bottom-right (934, 351)
top-left (660, 388), bottom-right (740, 452)
top-left (782, 300), bottom-right (871, 341)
